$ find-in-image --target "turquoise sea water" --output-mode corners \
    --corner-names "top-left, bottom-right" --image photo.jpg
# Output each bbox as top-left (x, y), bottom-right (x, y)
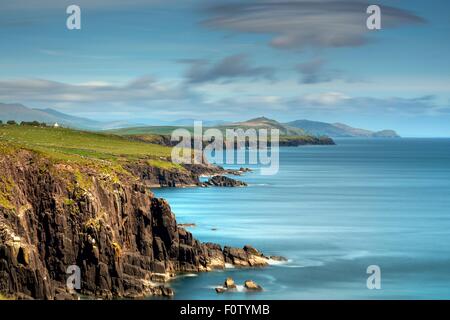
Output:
top-left (153, 139), bottom-right (450, 299)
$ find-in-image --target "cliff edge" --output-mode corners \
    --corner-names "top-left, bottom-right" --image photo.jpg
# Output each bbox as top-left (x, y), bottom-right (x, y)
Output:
top-left (0, 144), bottom-right (268, 300)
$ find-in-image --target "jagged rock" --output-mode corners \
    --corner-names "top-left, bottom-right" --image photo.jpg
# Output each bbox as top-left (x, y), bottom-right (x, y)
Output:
top-left (223, 247), bottom-right (249, 266)
top-left (203, 243), bottom-right (225, 270)
top-left (224, 277), bottom-right (236, 289)
top-left (178, 223), bottom-right (196, 228)
top-left (244, 245), bottom-right (263, 256)
top-left (205, 176), bottom-right (247, 187)
top-left (126, 162), bottom-right (224, 188)
top-left (269, 255), bottom-right (288, 262)
top-left (244, 280), bottom-right (263, 291)
top-left (152, 285), bottom-right (174, 297)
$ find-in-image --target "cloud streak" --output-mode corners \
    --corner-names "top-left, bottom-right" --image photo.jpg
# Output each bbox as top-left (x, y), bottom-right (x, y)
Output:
top-left (0, 77), bottom-right (190, 105)
top-left (296, 58), bottom-right (344, 84)
top-left (181, 54), bottom-right (275, 83)
top-left (0, 77), bottom-right (448, 121)
top-left (203, 0), bottom-right (425, 50)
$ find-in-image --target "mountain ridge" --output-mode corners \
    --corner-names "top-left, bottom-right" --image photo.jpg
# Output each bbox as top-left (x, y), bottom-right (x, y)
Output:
top-left (0, 103), bottom-right (135, 130)
top-left (0, 103), bottom-right (399, 137)
top-left (286, 119), bottom-right (400, 138)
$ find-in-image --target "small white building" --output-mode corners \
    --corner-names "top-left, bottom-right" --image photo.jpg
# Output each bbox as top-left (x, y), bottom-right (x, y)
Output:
top-left (53, 122), bottom-right (60, 128)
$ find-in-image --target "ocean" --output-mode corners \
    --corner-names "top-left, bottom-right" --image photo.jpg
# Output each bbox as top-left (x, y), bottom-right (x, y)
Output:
top-left (153, 138), bottom-right (450, 299)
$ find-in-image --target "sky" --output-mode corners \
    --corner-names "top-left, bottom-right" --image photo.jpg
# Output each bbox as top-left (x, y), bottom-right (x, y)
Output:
top-left (0, 0), bottom-right (449, 136)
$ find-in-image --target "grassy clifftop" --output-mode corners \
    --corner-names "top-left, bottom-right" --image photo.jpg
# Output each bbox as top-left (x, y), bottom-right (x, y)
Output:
top-left (0, 125), bottom-right (182, 171)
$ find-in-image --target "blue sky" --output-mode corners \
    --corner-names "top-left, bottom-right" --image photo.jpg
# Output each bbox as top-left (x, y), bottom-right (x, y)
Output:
top-left (0, 0), bottom-right (449, 136)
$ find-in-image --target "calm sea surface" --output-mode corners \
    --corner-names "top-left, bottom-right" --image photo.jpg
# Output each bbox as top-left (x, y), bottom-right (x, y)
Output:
top-left (154, 139), bottom-right (450, 299)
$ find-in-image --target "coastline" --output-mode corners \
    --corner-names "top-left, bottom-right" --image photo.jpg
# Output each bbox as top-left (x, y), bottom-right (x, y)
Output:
top-left (0, 141), bottom-right (274, 300)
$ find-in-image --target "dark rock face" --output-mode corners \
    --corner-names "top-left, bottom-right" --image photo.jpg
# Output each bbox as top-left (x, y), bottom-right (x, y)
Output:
top-left (0, 150), bottom-right (267, 299)
top-left (125, 162), bottom-right (224, 188)
top-left (125, 163), bottom-right (197, 187)
top-left (203, 176), bottom-right (247, 187)
top-left (279, 136), bottom-right (335, 146)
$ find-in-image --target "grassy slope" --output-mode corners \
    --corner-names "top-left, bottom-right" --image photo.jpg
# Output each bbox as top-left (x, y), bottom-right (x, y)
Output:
top-left (0, 125), bottom-right (182, 170)
top-left (109, 126), bottom-right (189, 136)
top-left (107, 124), bottom-right (302, 136)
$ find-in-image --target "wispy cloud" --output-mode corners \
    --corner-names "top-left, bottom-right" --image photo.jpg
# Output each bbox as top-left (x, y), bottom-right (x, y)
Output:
top-left (181, 54), bottom-right (275, 83)
top-left (0, 77), bottom-right (190, 105)
top-left (296, 58), bottom-right (345, 84)
top-left (203, 0), bottom-right (425, 50)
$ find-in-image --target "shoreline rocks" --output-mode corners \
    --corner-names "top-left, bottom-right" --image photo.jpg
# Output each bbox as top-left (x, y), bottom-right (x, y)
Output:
top-left (269, 255), bottom-right (288, 262)
top-left (215, 278), bottom-right (263, 294)
top-left (201, 175), bottom-right (247, 187)
top-left (178, 223), bottom-right (196, 228)
top-left (223, 245), bottom-right (269, 267)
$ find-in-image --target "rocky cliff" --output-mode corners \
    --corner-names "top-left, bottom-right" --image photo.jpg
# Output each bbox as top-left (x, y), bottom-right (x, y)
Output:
top-left (0, 148), bottom-right (268, 300)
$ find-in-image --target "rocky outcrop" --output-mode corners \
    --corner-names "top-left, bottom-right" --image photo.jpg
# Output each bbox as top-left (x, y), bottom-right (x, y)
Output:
top-left (279, 136), bottom-right (335, 146)
top-left (0, 149), bottom-right (268, 300)
top-left (244, 280), bottom-right (263, 291)
top-left (224, 277), bottom-right (236, 289)
top-left (215, 277), bottom-right (263, 293)
top-left (223, 245), bottom-right (268, 267)
top-left (202, 175), bottom-right (247, 187)
top-left (125, 162), bottom-right (224, 187)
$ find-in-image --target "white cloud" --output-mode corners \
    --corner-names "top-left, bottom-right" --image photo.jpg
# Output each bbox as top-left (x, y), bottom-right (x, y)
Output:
top-left (0, 77), bottom-right (190, 105)
top-left (301, 92), bottom-right (351, 105)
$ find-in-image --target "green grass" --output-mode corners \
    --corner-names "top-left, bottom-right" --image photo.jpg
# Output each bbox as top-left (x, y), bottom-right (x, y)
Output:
top-left (108, 126), bottom-right (192, 136)
top-left (0, 125), bottom-right (181, 171)
top-left (147, 159), bottom-right (185, 171)
top-left (108, 124), bottom-right (307, 138)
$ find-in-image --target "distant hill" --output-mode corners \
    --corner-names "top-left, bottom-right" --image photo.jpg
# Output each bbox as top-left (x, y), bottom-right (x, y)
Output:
top-left (108, 116), bottom-right (335, 146)
top-left (286, 119), bottom-right (400, 138)
top-left (109, 117), bottom-right (306, 136)
top-left (167, 118), bottom-right (227, 127)
top-left (221, 117), bottom-right (305, 136)
top-left (0, 103), bottom-right (135, 130)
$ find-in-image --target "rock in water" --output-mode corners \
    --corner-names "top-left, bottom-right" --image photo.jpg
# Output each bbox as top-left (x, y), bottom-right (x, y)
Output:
top-left (269, 255), bottom-right (288, 262)
top-left (244, 280), bottom-right (263, 291)
top-left (215, 287), bottom-right (226, 293)
top-left (224, 277), bottom-right (237, 289)
top-left (206, 175), bottom-right (247, 187)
